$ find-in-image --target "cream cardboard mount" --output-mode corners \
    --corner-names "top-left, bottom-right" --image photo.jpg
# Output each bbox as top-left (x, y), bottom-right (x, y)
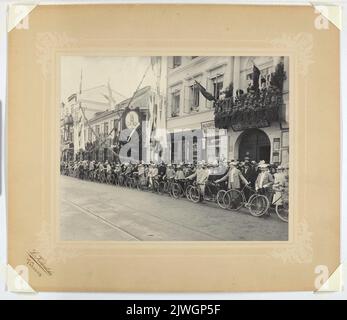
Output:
top-left (3, 5), bottom-right (346, 292)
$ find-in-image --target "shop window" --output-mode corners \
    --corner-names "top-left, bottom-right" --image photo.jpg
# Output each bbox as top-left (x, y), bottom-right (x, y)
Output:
top-left (193, 136), bottom-right (198, 162)
top-left (182, 136), bottom-right (186, 162)
top-left (206, 134), bottom-right (220, 162)
top-left (171, 133), bottom-right (175, 162)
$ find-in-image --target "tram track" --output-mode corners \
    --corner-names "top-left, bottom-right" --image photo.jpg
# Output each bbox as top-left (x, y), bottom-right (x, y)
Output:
top-left (62, 198), bottom-right (142, 241)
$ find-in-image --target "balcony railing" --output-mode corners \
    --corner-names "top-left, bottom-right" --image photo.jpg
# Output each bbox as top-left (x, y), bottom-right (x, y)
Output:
top-left (214, 86), bottom-right (283, 131)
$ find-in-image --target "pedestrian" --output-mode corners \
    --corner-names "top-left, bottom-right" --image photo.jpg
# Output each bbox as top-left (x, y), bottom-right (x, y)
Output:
top-left (164, 163), bottom-right (175, 180)
top-left (174, 164), bottom-right (185, 180)
top-left (255, 163), bottom-right (274, 201)
top-left (215, 160), bottom-right (249, 190)
top-left (272, 165), bottom-right (286, 205)
top-left (185, 161), bottom-right (210, 199)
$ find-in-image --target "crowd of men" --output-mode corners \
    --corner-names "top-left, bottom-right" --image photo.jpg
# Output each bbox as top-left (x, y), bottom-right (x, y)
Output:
top-left (60, 157), bottom-right (289, 205)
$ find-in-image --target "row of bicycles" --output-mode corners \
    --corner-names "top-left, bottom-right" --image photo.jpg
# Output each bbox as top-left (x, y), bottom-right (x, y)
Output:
top-left (62, 167), bottom-right (288, 223)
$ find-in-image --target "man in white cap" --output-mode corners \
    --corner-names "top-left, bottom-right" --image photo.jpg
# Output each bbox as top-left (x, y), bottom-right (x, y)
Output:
top-left (186, 161), bottom-right (210, 199)
top-left (148, 163), bottom-right (159, 188)
top-left (215, 160), bottom-right (249, 190)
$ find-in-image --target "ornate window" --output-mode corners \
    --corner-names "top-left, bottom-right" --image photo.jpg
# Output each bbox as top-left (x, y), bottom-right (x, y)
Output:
top-left (189, 84), bottom-right (200, 111)
top-left (171, 91), bottom-right (180, 117)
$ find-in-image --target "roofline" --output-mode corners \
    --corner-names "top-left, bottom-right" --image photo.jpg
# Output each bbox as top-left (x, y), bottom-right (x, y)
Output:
top-left (88, 86), bottom-right (152, 124)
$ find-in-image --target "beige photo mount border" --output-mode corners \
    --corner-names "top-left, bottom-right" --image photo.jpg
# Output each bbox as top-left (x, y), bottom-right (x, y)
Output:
top-left (8, 4), bottom-right (339, 292)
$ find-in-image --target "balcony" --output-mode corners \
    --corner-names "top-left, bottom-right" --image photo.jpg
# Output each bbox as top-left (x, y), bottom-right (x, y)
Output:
top-left (214, 86), bottom-right (283, 131)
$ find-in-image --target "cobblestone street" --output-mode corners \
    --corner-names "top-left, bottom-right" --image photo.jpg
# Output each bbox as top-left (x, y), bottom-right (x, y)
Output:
top-left (61, 175), bottom-right (288, 241)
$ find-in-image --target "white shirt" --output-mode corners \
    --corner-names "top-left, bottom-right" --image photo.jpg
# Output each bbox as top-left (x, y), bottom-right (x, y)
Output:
top-left (229, 167), bottom-right (237, 183)
top-left (259, 172), bottom-right (266, 187)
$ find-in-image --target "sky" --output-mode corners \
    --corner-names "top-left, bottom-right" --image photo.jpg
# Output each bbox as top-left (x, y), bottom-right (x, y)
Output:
top-left (60, 56), bottom-right (156, 103)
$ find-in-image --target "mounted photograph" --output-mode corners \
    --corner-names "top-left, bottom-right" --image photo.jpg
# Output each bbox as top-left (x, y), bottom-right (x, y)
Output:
top-left (60, 55), bottom-right (289, 241)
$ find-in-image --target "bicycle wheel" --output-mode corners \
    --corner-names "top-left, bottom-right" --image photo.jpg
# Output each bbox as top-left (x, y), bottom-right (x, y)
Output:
top-left (185, 185), bottom-right (193, 201)
top-left (216, 190), bottom-right (227, 209)
top-left (248, 195), bottom-right (269, 217)
top-left (153, 180), bottom-right (160, 193)
top-left (224, 189), bottom-right (243, 210)
top-left (158, 181), bottom-right (167, 195)
top-left (171, 183), bottom-right (182, 199)
top-left (276, 201), bottom-right (289, 222)
top-left (189, 186), bottom-right (201, 203)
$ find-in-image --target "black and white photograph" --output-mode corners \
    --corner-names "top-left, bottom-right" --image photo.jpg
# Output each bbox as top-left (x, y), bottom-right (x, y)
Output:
top-left (60, 56), bottom-right (289, 241)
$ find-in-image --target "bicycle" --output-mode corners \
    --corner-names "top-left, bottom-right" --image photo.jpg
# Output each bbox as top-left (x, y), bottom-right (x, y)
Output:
top-left (158, 178), bottom-right (175, 196)
top-left (170, 179), bottom-right (193, 200)
top-left (223, 184), bottom-right (269, 217)
top-left (189, 181), bottom-right (228, 209)
top-left (106, 171), bottom-right (113, 184)
top-left (266, 187), bottom-right (289, 222)
top-left (99, 169), bottom-right (106, 183)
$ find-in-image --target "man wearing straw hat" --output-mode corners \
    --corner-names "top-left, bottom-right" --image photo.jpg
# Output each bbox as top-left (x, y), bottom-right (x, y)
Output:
top-left (186, 161), bottom-right (210, 199)
top-left (215, 160), bottom-right (249, 190)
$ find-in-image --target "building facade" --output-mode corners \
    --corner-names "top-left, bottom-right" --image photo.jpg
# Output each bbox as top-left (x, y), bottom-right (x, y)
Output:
top-left (86, 86), bottom-right (153, 163)
top-left (165, 56), bottom-right (289, 165)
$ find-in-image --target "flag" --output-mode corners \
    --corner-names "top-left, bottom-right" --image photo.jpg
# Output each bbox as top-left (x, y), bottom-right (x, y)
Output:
top-left (68, 93), bottom-right (77, 102)
top-left (252, 64), bottom-right (260, 90)
top-left (194, 80), bottom-right (216, 101)
top-left (107, 80), bottom-right (116, 107)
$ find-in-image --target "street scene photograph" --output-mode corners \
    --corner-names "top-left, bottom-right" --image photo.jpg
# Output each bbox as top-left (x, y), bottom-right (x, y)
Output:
top-left (60, 55), bottom-right (289, 241)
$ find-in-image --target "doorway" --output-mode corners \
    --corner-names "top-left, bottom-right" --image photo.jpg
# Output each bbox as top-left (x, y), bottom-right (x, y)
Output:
top-left (237, 129), bottom-right (271, 162)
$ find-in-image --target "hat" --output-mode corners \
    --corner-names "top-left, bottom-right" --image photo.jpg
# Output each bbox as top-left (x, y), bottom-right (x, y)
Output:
top-left (229, 160), bottom-right (238, 166)
top-left (258, 163), bottom-right (268, 169)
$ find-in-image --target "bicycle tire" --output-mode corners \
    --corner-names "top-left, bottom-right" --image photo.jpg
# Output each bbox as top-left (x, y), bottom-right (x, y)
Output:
top-left (248, 195), bottom-right (269, 217)
top-left (189, 186), bottom-right (201, 203)
top-left (224, 189), bottom-right (243, 210)
top-left (216, 190), bottom-right (227, 209)
top-left (158, 181), bottom-right (166, 195)
top-left (275, 201), bottom-right (289, 222)
top-left (171, 183), bottom-right (182, 199)
top-left (185, 185), bottom-right (193, 201)
top-left (153, 180), bottom-right (160, 193)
